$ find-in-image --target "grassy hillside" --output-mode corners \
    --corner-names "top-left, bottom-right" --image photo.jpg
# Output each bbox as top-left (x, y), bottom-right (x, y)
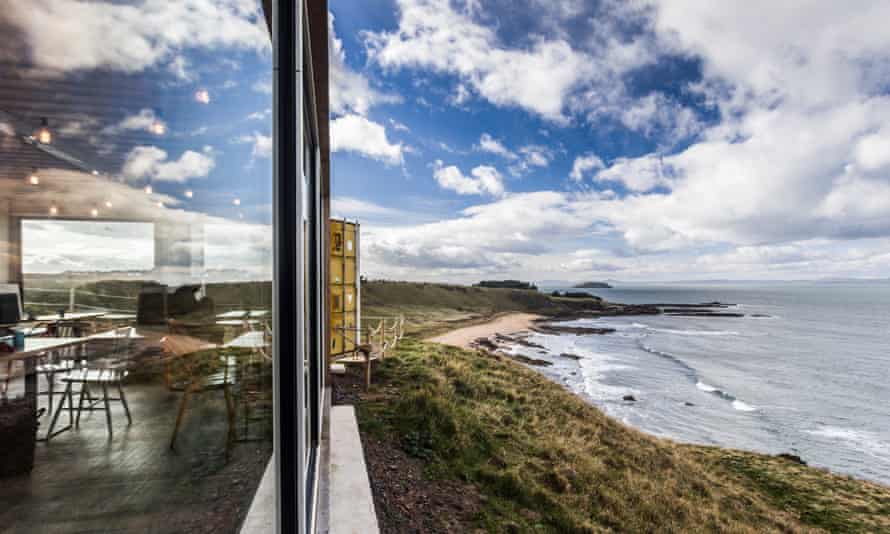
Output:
top-left (361, 280), bottom-right (596, 336)
top-left (357, 339), bottom-right (890, 533)
top-left (346, 281), bottom-right (889, 533)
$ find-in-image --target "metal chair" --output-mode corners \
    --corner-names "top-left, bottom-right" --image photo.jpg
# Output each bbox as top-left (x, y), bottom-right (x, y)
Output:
top-left (48, 367), bottom-right (131, 439)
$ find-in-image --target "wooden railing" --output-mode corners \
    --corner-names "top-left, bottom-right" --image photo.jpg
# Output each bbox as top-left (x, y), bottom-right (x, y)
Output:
top-left (362, 314), bottom-right (404, 357)
top-left (331, 315), bottom-right (404, 390)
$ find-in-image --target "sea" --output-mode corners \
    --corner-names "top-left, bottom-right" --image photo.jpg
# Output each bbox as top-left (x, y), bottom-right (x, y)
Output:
top-left (516, 281), bottom-right (890, 485)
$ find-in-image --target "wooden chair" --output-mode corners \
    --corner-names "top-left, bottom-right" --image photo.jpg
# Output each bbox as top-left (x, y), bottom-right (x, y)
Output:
top-left (234, 320), bottom-right (273, 442)
top-left (160, 334), bottom-right (237, 451)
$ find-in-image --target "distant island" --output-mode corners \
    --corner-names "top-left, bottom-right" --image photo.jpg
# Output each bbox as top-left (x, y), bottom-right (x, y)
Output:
top-left (573, 281), bottom-right (612, 288)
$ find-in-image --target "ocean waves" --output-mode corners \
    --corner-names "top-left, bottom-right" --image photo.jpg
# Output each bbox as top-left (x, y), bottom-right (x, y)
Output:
top-left (637, 339), bottom-right (758, 412)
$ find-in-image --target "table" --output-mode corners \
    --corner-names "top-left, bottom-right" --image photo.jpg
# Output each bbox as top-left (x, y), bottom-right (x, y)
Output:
top-left (216, 319), bottom-right (263, 326)
top-left (88, 327), bottom-right (143, 339)
top-left (216, 310), bottom-right (269, 319)
top-left (224, 331), bottom-right (268, 349)
top-left (0, 337), bottom-right (89, 394)
top-left (34, 312), bottom-right (106, 322)
top-left (95, 313), bottom-right (137, 321)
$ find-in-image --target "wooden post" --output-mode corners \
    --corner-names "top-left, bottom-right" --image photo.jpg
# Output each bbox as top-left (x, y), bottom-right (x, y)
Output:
top-left (364, 349), bottom-right (371, 391)
top-left (379, 318), bottom-right (385, 359)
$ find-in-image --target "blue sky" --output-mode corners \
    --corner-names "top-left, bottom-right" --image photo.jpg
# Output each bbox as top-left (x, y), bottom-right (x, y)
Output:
top-left (4, 1), bottom-right (890, 283)
top-left (328, 0), bottom-right (890, 282)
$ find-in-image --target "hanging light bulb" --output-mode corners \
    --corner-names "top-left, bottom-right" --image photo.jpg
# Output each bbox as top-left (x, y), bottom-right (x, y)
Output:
top-left (104, 200), bottom-right (113, 208)
top-left (149, 120), bottom-right (166, 136)
top-left (232, 197), bottom-right (241, 206)
top-left (90, 208), bottom-right (99, 218)
top-left (184, 189), bottom-right (194, 199)
top-left (156, 200), bottom-right (165, 209)
top-left (28, 169), bottom-right (39, 185)
top-left (91, 170), bottom-right (100, 176)
top-left (36, 117), bottom-right (52, 144)
top-left (194, 89), bottom-right (211, 104)
top-left (49, 205), bottom-right (58, 216)
top-left (144, 184), bottom-right (153, 194)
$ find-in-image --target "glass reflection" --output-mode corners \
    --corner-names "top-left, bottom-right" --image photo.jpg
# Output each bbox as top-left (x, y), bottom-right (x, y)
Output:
top-left (0, 1), bottom-right (274, 532)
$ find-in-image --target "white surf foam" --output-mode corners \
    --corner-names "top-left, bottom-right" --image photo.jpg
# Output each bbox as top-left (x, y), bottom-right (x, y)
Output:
top-left (806, 426), bottom-right (890, 461)
top-left (648, 327), bottom-right (740, 336)
top-left (696, 381), bottom-right (718, 393)
top-left (732, 400), bottom-right (758, 412)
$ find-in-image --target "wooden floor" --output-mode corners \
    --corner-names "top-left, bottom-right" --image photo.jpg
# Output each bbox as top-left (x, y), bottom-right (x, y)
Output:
top-left (0, 380), bottom-right (272, 534)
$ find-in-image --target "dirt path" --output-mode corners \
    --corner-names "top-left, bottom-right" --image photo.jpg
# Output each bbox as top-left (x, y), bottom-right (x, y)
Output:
top-left (425, 312), bottom-right (542, 348)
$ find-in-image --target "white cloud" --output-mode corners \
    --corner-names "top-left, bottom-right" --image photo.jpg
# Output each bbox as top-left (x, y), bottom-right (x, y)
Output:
top-left (5, 0), bottom-right (269, 75)
top-left (853, 130), bottom-right (890, 172)
top-left (329, 12), bottom-right (398, 116)
top-left (560, 249), bottom-right (621, 273)
top-left (332, 197), bottom-right (399, 218)
top-left (365, 0), bottom-right (593, 120)
top-left (432, 161), bottom-right (505, 197)
top-left (246, 109), bottom-right (271, 121)
top-left (330, 114), bottom-right (403, 165)
top-left (449, 83), bottom-right (472, 106)
top-left (570, 153), bottom-right (605, 181)
top-left (251, 79), bottom-right (272, 94)
top-left (558, 1), bottom-right (890, 255)
top-left (167, 54), bottom-right (193, 81)
top-left (122, 145), bottom-right (215, 183)
top-left (593, 154), bottom-right (672, 193)
top-left (103, 108), bottom-right (166, 136)
top-left (235, 132), bottom-right (272, 158)
top-left (363, 192), bottom-right (586, 277)
top-left (475, 135), bottom-right (554, 175)
top-left (389, 119), bottom-right (410, 132)
top-left (518, 145), bottom-right (552, 167)
top-left (476, 133), bottom-right (516, 160)
top-left (618, 93), bottom-right (703, 145)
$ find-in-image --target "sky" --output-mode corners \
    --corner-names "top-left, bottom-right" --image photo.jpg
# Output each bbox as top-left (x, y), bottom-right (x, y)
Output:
top-left (329, 0), bottom-right (890, 283)
top-left (0, 0), bottom-right (274, 279)
top-left (2, 1), bottom-right (890, 284)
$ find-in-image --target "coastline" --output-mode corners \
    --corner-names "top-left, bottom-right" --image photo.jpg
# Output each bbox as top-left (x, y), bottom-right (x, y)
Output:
top-left (427, 310), bottom-right (890, 487)
top-left (424, 312), bottom-right (542, 348)
top-left (349, 281), bottom-right (890, 531)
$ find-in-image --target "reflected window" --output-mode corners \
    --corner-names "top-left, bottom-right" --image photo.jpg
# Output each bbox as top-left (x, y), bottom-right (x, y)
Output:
top-left (0, 1), bottom-right (275, 532)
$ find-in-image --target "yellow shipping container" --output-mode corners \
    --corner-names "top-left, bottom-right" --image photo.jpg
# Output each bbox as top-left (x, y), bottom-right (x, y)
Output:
top-left (329, 219), bottom-right (360, 357)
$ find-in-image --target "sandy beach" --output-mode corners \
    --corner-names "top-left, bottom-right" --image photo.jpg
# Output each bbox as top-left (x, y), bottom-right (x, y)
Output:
top-left (426, 312), bottom-right (542, 348)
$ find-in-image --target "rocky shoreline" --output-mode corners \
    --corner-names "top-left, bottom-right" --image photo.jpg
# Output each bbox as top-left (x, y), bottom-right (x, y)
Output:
top-left (548, 298), bottom-right (765, 320)
top-left (468, 298), bottom-right (758, 367)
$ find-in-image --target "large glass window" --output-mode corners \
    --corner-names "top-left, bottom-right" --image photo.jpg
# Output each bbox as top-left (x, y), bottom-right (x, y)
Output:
top-left (0, 2), bottom-right (275, 532)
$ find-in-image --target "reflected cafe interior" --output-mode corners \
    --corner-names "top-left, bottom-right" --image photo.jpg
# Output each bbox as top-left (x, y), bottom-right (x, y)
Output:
top-left (0, 1), bottom-right (331, 533)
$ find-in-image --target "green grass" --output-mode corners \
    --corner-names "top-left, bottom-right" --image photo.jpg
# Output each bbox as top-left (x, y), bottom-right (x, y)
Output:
top-left (357, 338), bottom-right (890, 533)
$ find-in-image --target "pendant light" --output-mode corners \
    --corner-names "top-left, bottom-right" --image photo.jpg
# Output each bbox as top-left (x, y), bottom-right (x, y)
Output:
top-left (36, 117), bottom-right (52, 144)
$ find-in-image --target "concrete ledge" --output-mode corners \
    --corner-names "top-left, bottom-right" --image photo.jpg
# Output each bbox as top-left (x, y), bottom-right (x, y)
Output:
top-left (329, 406), bottom-right (379, 534)
top-left (240, 456), bottom-right (275, 534)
